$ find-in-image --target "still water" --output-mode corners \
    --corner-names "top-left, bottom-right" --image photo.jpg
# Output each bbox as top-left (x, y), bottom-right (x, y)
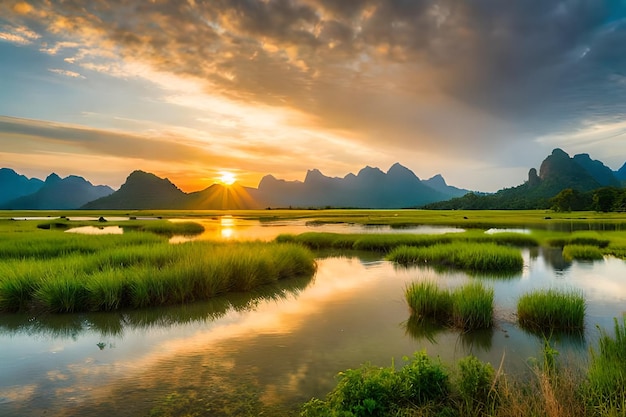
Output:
top-left (2, 221), bottom-right (626, 416)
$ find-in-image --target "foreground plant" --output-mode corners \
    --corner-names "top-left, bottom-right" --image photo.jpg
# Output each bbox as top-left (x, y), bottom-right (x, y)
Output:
top-left (586, 317), bottom-right (626, 413)
top-left (301, 351), bottom-right (450, 417)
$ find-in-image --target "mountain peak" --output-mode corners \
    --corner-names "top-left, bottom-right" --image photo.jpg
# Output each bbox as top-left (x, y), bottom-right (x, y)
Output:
top-left (357, 166), bottom-right (384, 177)
top-left (551, 148), bottom-right (570, 158)
top-left (387, 163), bottom-right (419, 179)
top-left (304, 168), bottom-right (329, 183)
top-left (45, 173), bottom-right (62, 183)
top-left (427, 174), bottom-right (446, 186)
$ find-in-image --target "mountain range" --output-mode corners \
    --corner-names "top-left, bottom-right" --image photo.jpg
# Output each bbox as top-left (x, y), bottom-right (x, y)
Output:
top-left (83, 164), bottom-right (469, 210)
top-left (425, 149), bottom-right (626, 210)
top-left (1, 150), bottom-right (624, 210)
top-left (0, 171), bottom-right (114, 209)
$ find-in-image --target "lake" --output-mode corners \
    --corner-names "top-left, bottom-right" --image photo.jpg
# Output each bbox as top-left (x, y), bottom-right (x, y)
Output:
top-left (1, 218), bottom-right (625, 416)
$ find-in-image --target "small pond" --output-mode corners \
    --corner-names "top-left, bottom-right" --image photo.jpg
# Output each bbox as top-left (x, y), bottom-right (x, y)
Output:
top-left (1, 219), bottom-right (625, 416)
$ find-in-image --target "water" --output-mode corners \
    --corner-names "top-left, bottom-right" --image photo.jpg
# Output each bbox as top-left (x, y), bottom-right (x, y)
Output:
top-left (169, 216), bottom-right (464, 243)
top-left (65, 226), bottom-right (124, 235)
top-left (1, 222), bottom-right (626, 416)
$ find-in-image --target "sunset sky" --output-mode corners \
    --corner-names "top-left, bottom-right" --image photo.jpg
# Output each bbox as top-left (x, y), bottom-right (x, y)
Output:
top-left (1, 0), bottom-right (625, 192)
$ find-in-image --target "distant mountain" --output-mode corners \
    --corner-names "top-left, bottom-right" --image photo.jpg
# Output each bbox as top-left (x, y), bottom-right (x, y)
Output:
top-left (422, 174), bottom-right (470, 198)
top-left (82, 164), bottom-right (466, 210)
top-left (0, 168), bottom-right (44, 205)
top-left (185, 183), bottom-right (260, 209)
top-left (1, 173), bottom-right (113, 209)
top-left (616, 162), bottom-right (626, 182)
top-left (84, 171), bottom-right (260, 210)
top-left (425, 148), bottom-right (619, 210)
top-left (256, 163), bottom-right (455, 208)
top-left (572, 154), bottom-right (621, 187)
top-left (83, 170), bottom-right (187, 209)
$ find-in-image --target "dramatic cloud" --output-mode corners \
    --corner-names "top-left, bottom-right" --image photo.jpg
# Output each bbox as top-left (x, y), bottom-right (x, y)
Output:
top-left (0, 0), bottom-right (625, 190)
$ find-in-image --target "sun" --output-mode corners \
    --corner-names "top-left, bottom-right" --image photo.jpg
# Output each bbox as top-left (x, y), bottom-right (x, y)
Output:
top-left (218, 171), bottom-right (237, 186)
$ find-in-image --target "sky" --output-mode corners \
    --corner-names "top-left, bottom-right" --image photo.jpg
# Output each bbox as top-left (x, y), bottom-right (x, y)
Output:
top-left (0, 0), bottom-right (625, 193)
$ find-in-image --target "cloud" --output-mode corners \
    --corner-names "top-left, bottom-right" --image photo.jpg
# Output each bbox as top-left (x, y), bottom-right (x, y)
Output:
top-left (0, 0), bottom-right (624, 191)
top-left (48, 68), bottom-right (85, 78)
top-left (0, 24), bottom-right (40, 45)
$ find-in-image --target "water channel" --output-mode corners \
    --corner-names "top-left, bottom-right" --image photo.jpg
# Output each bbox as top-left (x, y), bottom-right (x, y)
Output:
top-left (1, 218), bottom-right (625, 416)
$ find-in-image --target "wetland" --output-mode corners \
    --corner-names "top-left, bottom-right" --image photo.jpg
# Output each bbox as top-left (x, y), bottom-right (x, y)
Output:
top-left (1, 210), bottom-right (626, 416)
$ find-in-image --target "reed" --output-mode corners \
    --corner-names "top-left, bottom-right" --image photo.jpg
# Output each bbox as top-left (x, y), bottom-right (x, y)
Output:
top-left (586, 317), bottom-right (626, 413)
top-left (517, 289), bottom-right (586, 333)
top-left (405, 281), bottom-right (452, 322)
top-left (452, 282), bottom-right (494, 331)
top-left (388, 243), bottom-right (523, 273)
top-left (0, 241), bottom-right (316, 313)
top-left (405, 281), bottom-right (494, 331)
top-left (562, 244), bottom-right (604, 261)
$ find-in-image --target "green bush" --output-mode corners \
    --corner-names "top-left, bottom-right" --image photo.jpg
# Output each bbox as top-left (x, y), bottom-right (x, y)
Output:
top-left (457, 355), bottom-right (497, 415)
top-left (302, 351), bottom-right (449, 416)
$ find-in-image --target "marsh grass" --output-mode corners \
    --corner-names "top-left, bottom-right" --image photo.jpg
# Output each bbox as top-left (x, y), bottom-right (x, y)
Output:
top-left (0, 239), bottom-right (316, 313)
top-left (517, 289), bottom-right (586, 334)
top-left (388, 242), bottom-right (524, 273)
top-left (562, 244), bottom-right (604, 261)
top-left (405, 281), bottom-right (452, 322)
top-left (452, 282), bottom-right (494, 331)
top-left (586, 317), bottom-right (626, 413)
top-left (0, 230), bottom-right (164, 260)
top-left (34, 218), bottom-right (205, 237)
top-left (405, 281), bottom-right (494, 331)
top-left (277, 231), bottom-right (538, 254)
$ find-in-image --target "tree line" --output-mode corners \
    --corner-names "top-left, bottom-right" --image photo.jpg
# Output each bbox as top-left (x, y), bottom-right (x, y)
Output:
top-left (550, 187), bottom-right (626, 212)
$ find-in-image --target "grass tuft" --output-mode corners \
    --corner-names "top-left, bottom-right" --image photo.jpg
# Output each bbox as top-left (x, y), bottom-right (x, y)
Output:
top-left (405, 281), bottom-right (494, 331)
top-left (388, 242), bottom-right (523, 273)
top-left (517, 289), bottom-right (585, 334)
top-left (562, 244), bottom-right (604, 261)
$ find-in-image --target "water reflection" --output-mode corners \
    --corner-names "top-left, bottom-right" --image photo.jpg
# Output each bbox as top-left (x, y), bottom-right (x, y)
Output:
top-left (65, 226), bottom-right (124, 235)
top-left (2, 250), bottom-right (626, 416)
top-left (169, 216), bottom-right (465, 243)
top-left (0, 276), bottom-right (313, 339)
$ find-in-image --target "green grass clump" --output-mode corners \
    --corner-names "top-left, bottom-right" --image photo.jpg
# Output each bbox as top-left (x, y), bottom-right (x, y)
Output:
top-left (0, 240), bottom-right (316, 313)
top-left (452, 282), bottom-right (494, 331)
top-left (388, 243), bottom-right (523, 273)
top-left (405, 281), bottom-right (493, 331)
top-left (276, 230), bottom-right (538, 254)
top-left (131, 220), bottom-right (205, 236)
top-left (301, 351), bottom-right (450, 417)
top-left (585, 317), bottom-right (626, 413)
top-left (405, 281), bottom-right (452, 322)
top-left (562, 244), bottom-right (604, 261)
top-left (517, 289), bottom-right (586, 333)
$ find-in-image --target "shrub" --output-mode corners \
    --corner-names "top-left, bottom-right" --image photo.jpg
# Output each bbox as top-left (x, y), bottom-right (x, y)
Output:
top-left (457, 355), bottom-right (497, 415)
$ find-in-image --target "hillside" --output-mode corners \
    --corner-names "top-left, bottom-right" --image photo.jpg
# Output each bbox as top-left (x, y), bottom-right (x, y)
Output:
top-left (424, 149), bottom-right (622, 210)
top-left (1, 173), bottom-right (113, 210)
top-left (0, 168), bottom-right (44, 205)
